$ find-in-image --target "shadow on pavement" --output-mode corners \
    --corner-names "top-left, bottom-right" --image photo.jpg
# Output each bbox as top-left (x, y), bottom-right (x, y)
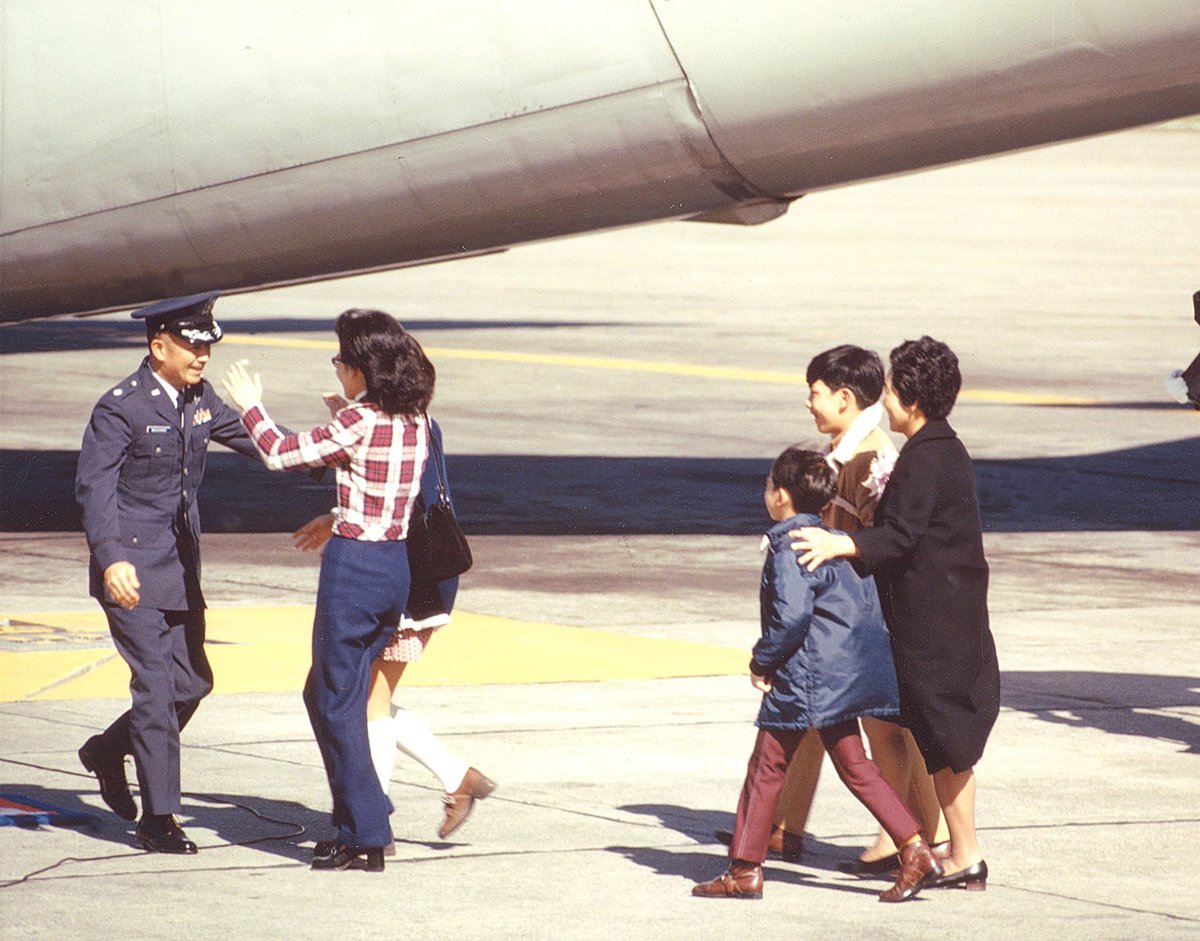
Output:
top-left (618, 803), bottom-right (871, 874)
top-left (0, 780), bottom-right (325, 863)
top-left (0, 317), bottom-right (637, 355)
top-left (1002, 671), bottom-right (1200, 755)
top-left (5, 438), bottom-right (1198, 533)
top-left (605, 845), bottom-right (898, 899)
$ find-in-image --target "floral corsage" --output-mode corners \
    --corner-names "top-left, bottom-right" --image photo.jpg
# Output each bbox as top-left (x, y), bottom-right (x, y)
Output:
top-left (864, 450), bottom-right (897, 500)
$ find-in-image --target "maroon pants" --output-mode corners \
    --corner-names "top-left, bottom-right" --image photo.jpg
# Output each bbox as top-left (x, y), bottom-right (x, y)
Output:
top-left (728, 721), bottom-right (921, 864)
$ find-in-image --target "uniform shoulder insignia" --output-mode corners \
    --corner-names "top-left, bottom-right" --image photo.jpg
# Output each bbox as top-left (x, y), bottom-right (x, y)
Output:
top-left (112, 388), bottom-right (124, 396)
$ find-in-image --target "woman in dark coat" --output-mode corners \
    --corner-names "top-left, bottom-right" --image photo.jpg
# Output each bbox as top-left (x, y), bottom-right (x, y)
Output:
top-left (795, 336), bottom-right (999, 892)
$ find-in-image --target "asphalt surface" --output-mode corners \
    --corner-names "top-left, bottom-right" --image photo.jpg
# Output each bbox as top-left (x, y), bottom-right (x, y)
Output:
top-left (1, 124), bottom-right (1198, 940)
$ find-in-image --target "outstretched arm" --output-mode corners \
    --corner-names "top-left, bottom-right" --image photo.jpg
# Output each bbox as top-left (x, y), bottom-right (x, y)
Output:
top-left (221, 362), bottom-right (364, 471)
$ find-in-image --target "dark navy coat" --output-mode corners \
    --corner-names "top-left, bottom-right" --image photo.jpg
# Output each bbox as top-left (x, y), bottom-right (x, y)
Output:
top-left (853, 420), bottom-right (1000, 773)
top-left (752, 512), bottom-right (900, 731)
top-left (76, 357), bottom-right (259, 611)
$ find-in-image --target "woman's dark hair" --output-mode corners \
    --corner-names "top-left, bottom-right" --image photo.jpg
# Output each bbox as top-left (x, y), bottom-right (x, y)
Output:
top-left (335, 309), bottom-right (435, 416)
top-left (806, 344), bottom-right (884, 408)
top-left (888, 336), bottom-right (961, 421)
top-left (770, 447), bottom-right (836, 515)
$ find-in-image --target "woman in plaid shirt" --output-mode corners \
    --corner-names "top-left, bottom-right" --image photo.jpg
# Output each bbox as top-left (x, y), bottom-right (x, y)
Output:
top-left (224, 309), bottom-right (435, 872)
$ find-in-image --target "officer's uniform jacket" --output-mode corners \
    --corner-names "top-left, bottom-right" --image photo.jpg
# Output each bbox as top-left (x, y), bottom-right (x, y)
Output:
top-left (76, 356), bottom-right (259, 610)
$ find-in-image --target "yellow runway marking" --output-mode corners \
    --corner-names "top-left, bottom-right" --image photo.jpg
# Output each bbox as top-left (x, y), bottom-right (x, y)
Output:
top-left (221, 334), bottom-right (1100, 407)
top-left (0, 607), bottom-right (746, 703)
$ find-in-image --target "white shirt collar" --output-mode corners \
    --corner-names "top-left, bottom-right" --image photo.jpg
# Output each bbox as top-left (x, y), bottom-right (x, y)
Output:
top-left (826, 402), bottom-right (885, 470)
top-left (151, 370), bottom-right (180, 408)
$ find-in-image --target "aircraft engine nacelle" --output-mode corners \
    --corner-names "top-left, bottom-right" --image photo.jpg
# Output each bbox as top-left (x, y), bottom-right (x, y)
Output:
top-left (2, 1), bottom-right (1200, 320)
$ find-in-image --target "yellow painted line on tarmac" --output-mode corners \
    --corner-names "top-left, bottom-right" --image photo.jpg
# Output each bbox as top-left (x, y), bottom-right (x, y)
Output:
top-left (221, 333), bottom-right (1100, 407)
top-left (954, 389), bottom-right (1090, 405)
top-left (0, 607), bottom-right (746, 703)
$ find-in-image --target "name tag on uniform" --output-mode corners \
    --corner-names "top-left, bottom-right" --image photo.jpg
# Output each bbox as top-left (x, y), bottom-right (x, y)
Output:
top-left (192, 408), bottom-right (212, 426)
top-left (146, 425), bottom-right (171, 433)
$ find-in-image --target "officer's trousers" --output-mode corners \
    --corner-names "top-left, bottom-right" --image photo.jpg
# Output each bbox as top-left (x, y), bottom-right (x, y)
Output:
top-left (101, 604), bottom-right (212, 816)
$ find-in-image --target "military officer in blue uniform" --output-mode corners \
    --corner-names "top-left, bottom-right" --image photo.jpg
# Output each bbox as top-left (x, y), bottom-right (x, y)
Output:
top-left (75, 291), bottom-right (263, 853)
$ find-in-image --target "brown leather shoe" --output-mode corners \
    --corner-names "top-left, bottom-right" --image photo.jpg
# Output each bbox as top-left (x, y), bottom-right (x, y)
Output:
top-left (438, 767), bottom-right (496, 838)
top-left (879, 839), bottom-right (944, 903)
top-left (713, 826), bottom-right (803, 862)
top-left (691, 862), bottom-right (764, 899)
top-left (768, 826), bottom-right (804, 861)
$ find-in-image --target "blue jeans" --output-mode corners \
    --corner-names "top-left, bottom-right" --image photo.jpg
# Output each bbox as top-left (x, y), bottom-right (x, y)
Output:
top-left (303, 536), bottom-right (410, 849)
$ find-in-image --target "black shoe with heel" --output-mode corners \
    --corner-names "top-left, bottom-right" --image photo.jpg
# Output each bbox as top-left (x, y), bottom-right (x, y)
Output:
top-left (78, 735), bottom-right (137, 821)
top-left (927, 860), bottom-right (988, 890)
top-left (310, 841), bottom-right (385, 872)
top-left (136, 814), bottom-right (197, 854)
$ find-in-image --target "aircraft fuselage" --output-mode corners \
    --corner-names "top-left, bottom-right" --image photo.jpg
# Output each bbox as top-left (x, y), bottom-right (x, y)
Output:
top-left (2, 1), bottom-right (1199, 320)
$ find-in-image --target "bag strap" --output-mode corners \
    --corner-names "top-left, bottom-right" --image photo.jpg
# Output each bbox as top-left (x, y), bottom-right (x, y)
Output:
top-left (422, 413), bottom-right (450, 508)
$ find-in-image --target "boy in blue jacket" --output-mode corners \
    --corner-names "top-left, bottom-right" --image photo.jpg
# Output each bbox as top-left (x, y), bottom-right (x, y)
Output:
top-left (692, 448), bottom-right (943, 902)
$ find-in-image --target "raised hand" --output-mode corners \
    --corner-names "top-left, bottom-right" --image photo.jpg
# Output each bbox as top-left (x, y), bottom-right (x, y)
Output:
top-left (321, 392), bottom-right (349, 417)
top-left (221, 360), bottom-right (263, 411)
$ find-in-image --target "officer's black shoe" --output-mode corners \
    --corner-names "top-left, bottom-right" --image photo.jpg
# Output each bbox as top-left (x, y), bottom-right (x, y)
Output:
top-left (78, 735), bottom-right (137, 821)
top-left (136, 814), bottom-right (198, 854)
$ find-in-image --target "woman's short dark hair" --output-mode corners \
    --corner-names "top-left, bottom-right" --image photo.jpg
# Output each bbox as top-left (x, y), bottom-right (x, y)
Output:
top-left (888, 336), bottom-right (961, 421)
top-left (770, 447), bottom-right (836, 515)
top-left (335, 309), bottom-right (435, 416)
top-left (806, 344), bottom-right (884, 408)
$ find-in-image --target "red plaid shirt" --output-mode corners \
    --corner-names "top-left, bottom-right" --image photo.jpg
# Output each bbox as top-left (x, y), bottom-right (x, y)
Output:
top-left (242, 403), bottom-right (428, 541)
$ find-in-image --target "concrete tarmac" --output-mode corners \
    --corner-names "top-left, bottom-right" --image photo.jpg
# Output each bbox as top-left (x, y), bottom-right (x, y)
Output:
top-left (2, 124), bottom-right (1199, 939)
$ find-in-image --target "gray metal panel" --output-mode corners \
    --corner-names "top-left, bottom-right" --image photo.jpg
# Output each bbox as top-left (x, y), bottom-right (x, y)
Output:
top-left (2, 2), bottom-right (687, 231)
top-left (2, 83), bottom-right (750, 316)
top-left (2, 2), bottom-right (769, 317)
top-left (5, 1), bottom-right (1200, 319)
top-left (651, 1), bottom-right (1200, 194)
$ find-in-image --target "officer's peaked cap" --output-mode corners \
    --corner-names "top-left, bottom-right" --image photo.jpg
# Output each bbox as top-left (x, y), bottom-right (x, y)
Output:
top-left (132, 291), bottom-right (223, 344)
